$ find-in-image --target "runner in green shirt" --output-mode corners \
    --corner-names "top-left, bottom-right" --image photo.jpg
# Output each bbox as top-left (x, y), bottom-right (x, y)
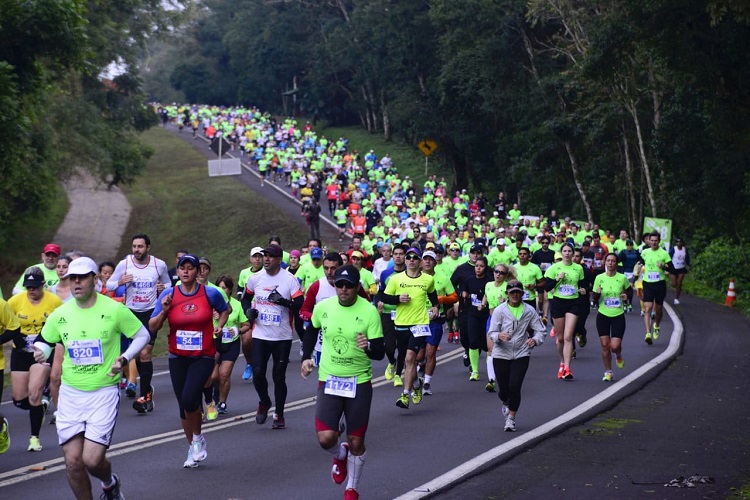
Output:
top-left (638, 231), bottom-right (671, 344)
top-left (302, 265), bottom-right (384, 500)
top-left (592, 253), bottom-right (631, 382)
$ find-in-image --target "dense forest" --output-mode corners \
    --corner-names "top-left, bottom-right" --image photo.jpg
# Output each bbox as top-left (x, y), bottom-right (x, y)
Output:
top-left (2, 1), bottom-right (750, 247)
top-left (143, 0), bottom-right (750, 243)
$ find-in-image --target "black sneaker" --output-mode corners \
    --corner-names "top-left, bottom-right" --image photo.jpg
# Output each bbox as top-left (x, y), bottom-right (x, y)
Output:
top-left (462, 353), bottom-right (470, 367)
top-left (100, 474), bottom-right (123, 500)
top-left (256, 403), bottom-right (269, 424)
top-left (217, 402), bottom-right (228, 414)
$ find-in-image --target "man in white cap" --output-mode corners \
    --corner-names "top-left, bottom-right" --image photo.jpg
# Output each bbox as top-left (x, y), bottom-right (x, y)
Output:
top-left (34, 257), bottom-right (150, 500)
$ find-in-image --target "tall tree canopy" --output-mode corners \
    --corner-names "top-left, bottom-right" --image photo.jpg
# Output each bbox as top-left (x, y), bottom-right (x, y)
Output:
top-left (0, 0), bottom-right (183, 244)
top-left (150, 0), bottom-right (750, 242)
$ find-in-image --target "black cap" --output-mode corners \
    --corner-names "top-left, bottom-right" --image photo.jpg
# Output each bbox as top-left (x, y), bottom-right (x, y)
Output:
top-left (263, 245), bottom-right (283, 258)
top-left (177, 254), bottom-right (200, 267)
top-left (333, 265), bottom-right (360, 286)
top-left (470, 244), bottom-right (484, 253)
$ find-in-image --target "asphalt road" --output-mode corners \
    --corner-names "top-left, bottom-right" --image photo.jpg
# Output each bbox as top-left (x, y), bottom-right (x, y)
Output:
top-left (0, 305), bottom-right (679, 499)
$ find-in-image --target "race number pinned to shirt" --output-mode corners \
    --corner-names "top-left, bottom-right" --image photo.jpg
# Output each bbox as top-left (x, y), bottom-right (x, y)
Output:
top-left (470, 294), bottom-right (481, 307)
top-left (325, 375), bottom-right (357, 398)
top-left (176, 330), bottom-right (203, 351)
top-left (410, 324), bottom-right (431, 337)
top-left (558, 284), bottom-right (577, 297)
top-left (67, 339), bottom-right (104, 366)
top-left (604, 297), bottom-right (621, 308)
top-left (258, 308), bottom-right (282, 326)
top-left (647, 272), bottom-right (661, 281)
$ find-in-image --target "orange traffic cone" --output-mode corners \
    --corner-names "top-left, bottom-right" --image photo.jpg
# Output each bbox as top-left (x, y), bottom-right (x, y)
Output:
top-left (725, 279), bottom-right (736, 307)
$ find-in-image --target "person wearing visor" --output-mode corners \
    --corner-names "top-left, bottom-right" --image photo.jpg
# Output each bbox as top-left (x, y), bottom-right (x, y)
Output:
top-left (149, 254), bottom-right (229, 468)
top-left (33, 257), bottom-right (150, 499)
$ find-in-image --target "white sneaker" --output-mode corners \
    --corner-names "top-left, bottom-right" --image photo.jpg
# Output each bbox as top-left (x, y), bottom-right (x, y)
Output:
top-left (183, 445), bottom-right (198, 468)
top-left (673, 298), bottom-right (680, 305)
top-left (504, 416), bottom-right (516, 432)
top-left (191, 436), bottom-right (207, 462)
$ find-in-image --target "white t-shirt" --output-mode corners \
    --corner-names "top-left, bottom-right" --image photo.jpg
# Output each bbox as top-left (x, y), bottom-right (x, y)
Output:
top-left (107, 255), bottom-right (170, 312)
top-left (245, 269), bottom-right (303, 341)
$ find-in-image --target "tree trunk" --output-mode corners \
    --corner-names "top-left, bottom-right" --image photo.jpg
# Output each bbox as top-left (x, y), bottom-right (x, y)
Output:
top-left (564, 141), bottom-right (594, 223)
top-left (627, 98), bottom-right (657, 216)
top-left (360, 86), bottom-right (372, 132)
top-left (621, 125), bottom-right (639, 238)
top-left (381, 90), bottom-right (391, 141)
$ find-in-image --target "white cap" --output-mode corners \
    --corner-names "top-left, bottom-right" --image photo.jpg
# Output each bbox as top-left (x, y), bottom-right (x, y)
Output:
top-left (423, 250), bottom-right (437, 260)
top-left (64, 257), bottom-right (97, 278)
top-left (250, 246), bottom-right (264, 256)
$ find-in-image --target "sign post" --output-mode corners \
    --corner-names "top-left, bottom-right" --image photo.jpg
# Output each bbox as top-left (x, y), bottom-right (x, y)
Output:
top-left (417, 139), bottom-right (438, 176)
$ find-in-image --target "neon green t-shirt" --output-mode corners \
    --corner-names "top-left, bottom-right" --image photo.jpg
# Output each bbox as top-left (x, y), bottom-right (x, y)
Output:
top-left (484, 281), bottom-right (507, 310)
top-left (544, 262), bottom-right (584, 300)
top-left (311, 296), bottom-right (383, 383)
top-left (593, 272), bottom-right (631, 318)
top-left (299, 262), bottom-right (325, 292)
top-left (41, 295), bottom-right (143, 391)
top-left (384, 271), bottom-right (435, 326)
top-left (640, 247), bottom-right (671, 283)
top-left (513, 262), bottom-right (543, 301)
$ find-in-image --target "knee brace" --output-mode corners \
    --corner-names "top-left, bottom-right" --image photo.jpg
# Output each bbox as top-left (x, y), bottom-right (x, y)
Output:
top-left (13, 397), bottom-right (31, 410)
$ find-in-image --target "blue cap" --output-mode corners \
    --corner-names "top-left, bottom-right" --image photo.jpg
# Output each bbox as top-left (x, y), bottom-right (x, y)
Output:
top-left (310, 247), bottom-right (324, 259)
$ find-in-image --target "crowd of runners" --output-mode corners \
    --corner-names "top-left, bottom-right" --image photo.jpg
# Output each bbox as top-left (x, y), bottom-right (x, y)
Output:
top-left (0, 103), bottom-right (690, 500)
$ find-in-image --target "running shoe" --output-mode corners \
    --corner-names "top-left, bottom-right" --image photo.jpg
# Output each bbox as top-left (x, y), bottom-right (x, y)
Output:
top-left (557, 363), bottom-right (565, 379)
top-left (133, 387), bottom-right (154, 414)
top-left (469, 372), bottom-right (480, 381)
top-left (396, 393), bottom-right (410, 409)
top-left (550, 327), bottom-right (556, 337)
top-left (651, 311), bottom-right (656, 320)
top-left (423, 383), bottom-right (433, 396)
top-left (100, 473), bottom-right (123, 500)
top-left (577, 334), bottom-right (587, 348)
top-left (119, 378), bottom-right (127, 390)
top-left (462, 353), bottom-right (470, 367)
top-left (50, 411), bottom-right (57, 425)
top-left (411, 382), bottom-right (423, 405)
top-left (602, 371), bottom-right (614, 382)
top-left (41, 395), bottom-right (50, 414)
top-left (485, 380), bottom-right (496, 392)
top-left (206, 402), bottom-right (218, 421)
top-left (504, 416), bottom-right (516, 432)
top-left (125, 382), bottom-right (137, 398)
top-left (384, 363), bottom-right (395, 380)
top-left (183, 445), bottom-right (198, 468)
top-left (562, 368), bottom-right (574, 380)
top-left (272, 414), bottom-right (285, 429)
top-left (501, 403), bottom-right (509, 419)
top-left (217, 402), bottom-right (228, 414)
top-left (338, 413), bottom-right (346, 435)
top-left (640, 310), bottom-right (645, 317)
top-left (673, 298), bottom-right (680, 305)
top-left (299, 347), bottom-right (304, 358)
top-left (344, 488), bottom-right (360, 500)
top-left (644, 332), bottom-right (653, 345)
top-left (0, 419), bottom-right (9, 454)
top-left (572, 348), bottom-right (577, 359)
top-left (191, 435), bottom-right (207, 462)
top-left (256, 403), bottom-right (270, 424)
top-left (652, 324), bottom-right (660, 340)
top-left (447, 332), bottom-right (454, 343)
top-left (393, 374), bottom-right (403, 387)
top-left (331, 443), bottom-right (349, 484)
top-left (541, 316), bottom-right (548, 326)
top-left (28, 436), bottom-right (42, 452)
top-left (242, 364), bottom-right (253, 381)
top-left (616, 356), bottom-right (624, 369)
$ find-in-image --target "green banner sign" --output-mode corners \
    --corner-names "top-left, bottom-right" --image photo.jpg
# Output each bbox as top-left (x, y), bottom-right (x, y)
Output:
top-left (643, 217), bottom-right (672, 245)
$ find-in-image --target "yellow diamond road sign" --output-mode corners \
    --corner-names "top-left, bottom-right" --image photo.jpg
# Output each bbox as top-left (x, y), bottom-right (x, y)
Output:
top-left (417, 139), bottom-right (438, 157)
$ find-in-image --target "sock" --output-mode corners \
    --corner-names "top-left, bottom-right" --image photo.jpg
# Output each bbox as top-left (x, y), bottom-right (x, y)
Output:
top-left (325, 441), bottom-right (347, 460)
top-left (469, 349), bottom-right (480, 373)
top-left (101, 475), bottom-right (116, 489)
top-left (402, 390), bottom-right (409, 396)
top-left (137, 360), bottom-right (153, 397)
top-left (30, 404), bottom-right (45, 436)
top-left (346, 451), bottom-right (366, 490)
top-left (424, 375), bottom-right (432, 384)
top-left (193, 433), bottom-right (203, 442)
top-left (486, 354), bottom-right (495, 381)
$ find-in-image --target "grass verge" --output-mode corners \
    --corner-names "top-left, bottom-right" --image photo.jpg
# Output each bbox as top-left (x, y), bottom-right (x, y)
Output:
top-left (118, 127), bottom-right (310, 355)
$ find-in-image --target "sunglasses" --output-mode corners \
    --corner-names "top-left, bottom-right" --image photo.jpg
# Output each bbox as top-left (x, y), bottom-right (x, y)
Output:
top-left (494, 270), bottom-right (507, 275)
top-left (335, 281), bottom-right (357, 289)
top-left (405, 255), bottom-right (421, 261)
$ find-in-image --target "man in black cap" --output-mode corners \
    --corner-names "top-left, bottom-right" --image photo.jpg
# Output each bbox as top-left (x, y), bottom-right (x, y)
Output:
top-left (241, 245), bottom-right (304, 429)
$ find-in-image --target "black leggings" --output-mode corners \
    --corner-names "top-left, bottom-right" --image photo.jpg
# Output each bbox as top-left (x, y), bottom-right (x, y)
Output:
top-left (467, 314), bottom-right (489, 350)
top-left (380, 313), bottom-right (397, 365)
top-left (169, 356), bottom-right (215, 419)
top-left (252, 339), bottom-right (292, 416)
top-left (493, 356), bottom-right (531, 412)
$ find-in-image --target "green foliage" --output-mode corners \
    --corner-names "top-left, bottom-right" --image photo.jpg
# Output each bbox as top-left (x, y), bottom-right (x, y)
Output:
top-left (686, 238), bottom-right (750, 313)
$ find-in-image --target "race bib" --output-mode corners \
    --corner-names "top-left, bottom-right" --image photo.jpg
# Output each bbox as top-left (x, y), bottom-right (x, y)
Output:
top-left (647, 271), bottom-right (661, 281)
top-left (522, 290), bottom-right (530, 300)
top-left (176, 330), bottom-right (203, 351)
top-left (67, 339), bottom-right (104, 366)
top-left (258, 310), bottom-right (282, 326)
top-left (603, 297), bottom-right (621, 308)
top-left (558, 284), bottom-right (577, 297)
top-left (624, 272), bottom-right (634, 280)
top-left (324, 375), bottom-right (357, 398)
top-left (390, 310), bottom-right (396, 321)
top-left (540, 263), bottom-right (550, 271)
top-left (221, 327), bottom-right (237, 343)
top-left (410, 324), bottom-right (431, 337)
top-left (470, 294), bottom-right (481, 307)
